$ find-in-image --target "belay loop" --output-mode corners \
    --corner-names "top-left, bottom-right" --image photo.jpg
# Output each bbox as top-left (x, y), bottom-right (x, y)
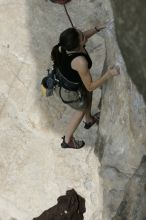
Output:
top-left (49, 0), bottom-right (74, 27)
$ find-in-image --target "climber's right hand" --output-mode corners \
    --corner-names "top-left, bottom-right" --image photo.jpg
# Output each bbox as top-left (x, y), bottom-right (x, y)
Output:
top-left (108, 66), bottom-right (120, 77)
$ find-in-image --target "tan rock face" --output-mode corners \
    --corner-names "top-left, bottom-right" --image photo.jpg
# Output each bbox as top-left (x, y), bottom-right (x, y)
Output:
top-left (111, 0), bottom-right (146, 104)
top-left (0, 0), bottom-right (105, 219)
top-left (94, 0), bottom-right (146, 219)
top-left (112, 156), bottom-right (146, 220)
top-left (1, 0), bottom-right (146, 219)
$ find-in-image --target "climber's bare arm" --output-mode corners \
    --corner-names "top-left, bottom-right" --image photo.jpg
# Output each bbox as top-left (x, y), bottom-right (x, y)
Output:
top-left (83, 28), bottom-right (98, 40)
top-left (71, 56), bottom-right (119, 92)
top-left (83, 22), bottom-right (106, 39)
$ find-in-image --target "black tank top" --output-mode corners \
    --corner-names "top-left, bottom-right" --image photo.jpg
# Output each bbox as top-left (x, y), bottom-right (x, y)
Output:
top-left (58, 48), bottom-right (92, 84)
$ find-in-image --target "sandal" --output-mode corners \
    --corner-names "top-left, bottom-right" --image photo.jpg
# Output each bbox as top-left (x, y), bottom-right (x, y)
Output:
top-left (84, 112), bottom-right (100, 129)
top-left (61, 136), bottom-right (85, 149)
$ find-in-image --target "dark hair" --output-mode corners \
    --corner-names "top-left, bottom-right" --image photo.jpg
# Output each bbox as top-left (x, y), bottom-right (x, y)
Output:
top-left (51, 28), bottom-right (80, 66)
top-left (41, 77), bottom-right (48, 88)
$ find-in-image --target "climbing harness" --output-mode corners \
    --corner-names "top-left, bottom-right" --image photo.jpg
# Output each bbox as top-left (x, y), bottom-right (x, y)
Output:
top-left (49, 0), bottom-right (74, 27)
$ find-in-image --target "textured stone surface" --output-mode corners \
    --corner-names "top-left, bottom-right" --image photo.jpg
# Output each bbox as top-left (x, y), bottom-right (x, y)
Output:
top-left (0, 0), bottom-right (106, 219)
top-left (1, 0), bottom-right (146, 219)
top-left (112, 156), bottom-right (146, 220)
top-left (111, 0), bottom-right (146, 104)
top-left (94, 0), bottom-right (146, 219)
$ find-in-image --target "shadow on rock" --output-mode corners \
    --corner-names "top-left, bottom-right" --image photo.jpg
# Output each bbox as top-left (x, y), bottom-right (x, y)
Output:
top-left (111, 0), bottom-right (146, 104)
top-left (112, 155), bottom-right (146, 220)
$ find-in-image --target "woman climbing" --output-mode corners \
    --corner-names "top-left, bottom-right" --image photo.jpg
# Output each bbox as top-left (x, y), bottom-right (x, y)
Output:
top-left (51, 24), bottom-right (120, 149)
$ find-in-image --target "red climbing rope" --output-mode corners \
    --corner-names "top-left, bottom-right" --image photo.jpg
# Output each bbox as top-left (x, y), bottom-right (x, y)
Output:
top-left (50, 0), bottom-right (71, 4)
top-left (63, 4), bottom-right (74, 27)
top-left (49, 0), bottom-right (74, 27)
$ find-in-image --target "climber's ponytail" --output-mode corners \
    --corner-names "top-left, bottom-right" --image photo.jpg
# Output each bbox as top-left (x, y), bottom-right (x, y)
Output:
top-left (51, 43), bottom-right (61, 66)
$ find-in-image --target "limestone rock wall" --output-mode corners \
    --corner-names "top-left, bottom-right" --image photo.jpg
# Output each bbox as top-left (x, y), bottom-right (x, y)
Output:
top-left (111, 0), bottom-right (146, 104)
top-left (1, 0), bottom-right (146, 219)
top-left (95, 0), bottom-right (146, 219)
top-left (0, 0), bottom-right (106, 219)
top-left (112, 156), bottom-right (146, 220)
